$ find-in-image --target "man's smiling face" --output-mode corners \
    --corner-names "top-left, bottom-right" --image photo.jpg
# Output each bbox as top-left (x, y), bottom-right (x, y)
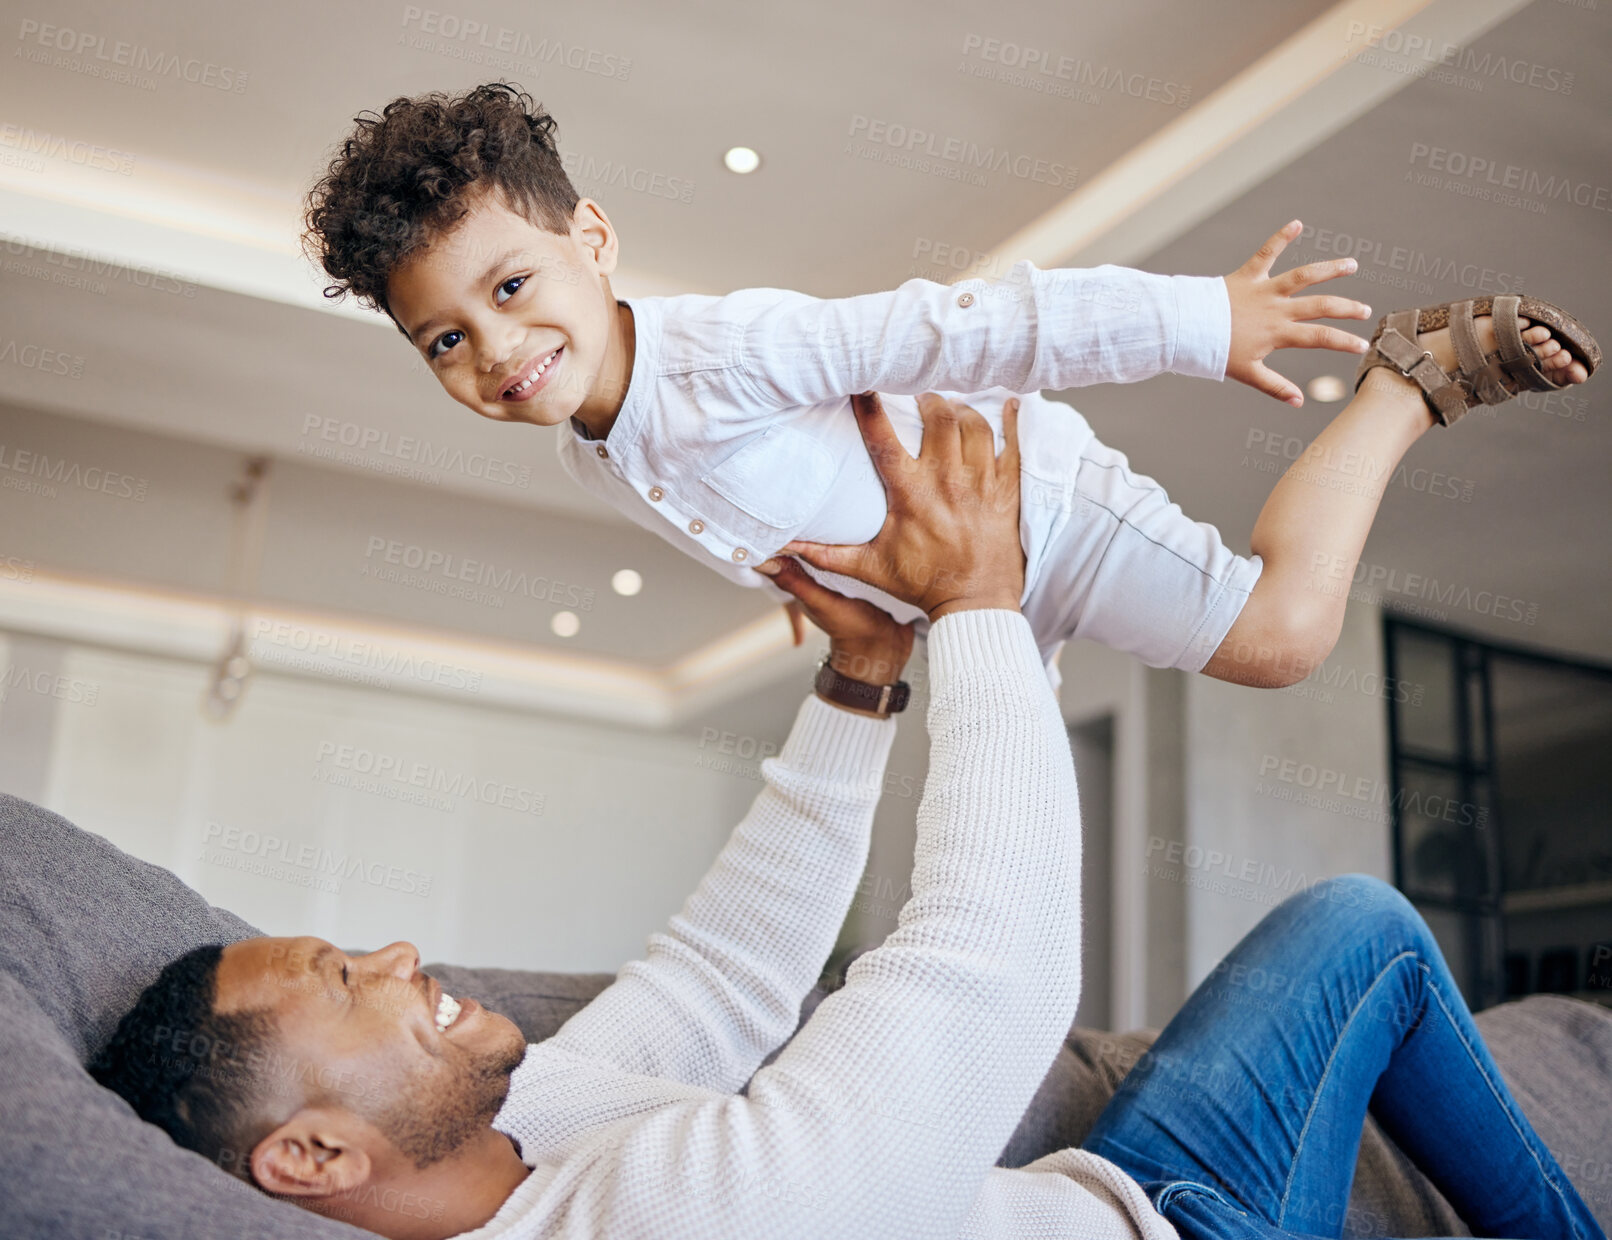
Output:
top-left (386, 191), bottom-right (623, 428)
top-left (214, 936), bottom-right (527, 1172)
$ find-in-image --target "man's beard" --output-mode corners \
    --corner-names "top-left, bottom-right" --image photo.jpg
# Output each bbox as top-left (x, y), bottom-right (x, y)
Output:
top-left (373, 1035), bottom-right (528, 1169)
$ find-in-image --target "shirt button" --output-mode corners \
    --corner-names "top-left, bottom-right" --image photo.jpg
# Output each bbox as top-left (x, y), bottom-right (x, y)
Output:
top-left (956, 291), bottom-right (975, 308)
top-left (688, 519), bottom-right (705, 535)
top-left (595, 444), bottom-right (609, 459)
top-left (732, 548), bottom-right (748, 563)
top-left (647, 486), bottom-right (664, 502)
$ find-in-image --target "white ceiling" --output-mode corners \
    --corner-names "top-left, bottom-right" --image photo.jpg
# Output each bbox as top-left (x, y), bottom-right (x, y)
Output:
top-left (2, 0), bottom-right (1607, 682)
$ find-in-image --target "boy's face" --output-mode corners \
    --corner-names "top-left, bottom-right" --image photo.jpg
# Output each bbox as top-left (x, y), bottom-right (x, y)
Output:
top-left (387, 192), bottom-right (623, 426)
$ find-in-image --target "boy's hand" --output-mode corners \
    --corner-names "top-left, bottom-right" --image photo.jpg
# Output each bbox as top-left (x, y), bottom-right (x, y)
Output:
top-left (1224, 220), bottom-right (1374, 408)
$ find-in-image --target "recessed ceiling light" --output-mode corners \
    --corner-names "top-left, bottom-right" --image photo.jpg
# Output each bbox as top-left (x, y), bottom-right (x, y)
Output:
top-left (723, 146), bottom-right (761, 175)
top-left (1307, 374), bottom-right (1348, 403)
top-left (612, 568), bottom-right (643, 596)
top-left (551, 610), bottom-right (581, 638)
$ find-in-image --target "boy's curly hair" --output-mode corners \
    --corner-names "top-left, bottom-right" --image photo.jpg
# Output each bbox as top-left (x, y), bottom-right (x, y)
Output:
top-left (304, 82), bottom-right (579, 315)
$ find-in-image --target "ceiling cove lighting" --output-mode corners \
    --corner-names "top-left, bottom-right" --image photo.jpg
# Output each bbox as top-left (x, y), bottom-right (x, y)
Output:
top-left (722, 146), bottom-right (761, 175)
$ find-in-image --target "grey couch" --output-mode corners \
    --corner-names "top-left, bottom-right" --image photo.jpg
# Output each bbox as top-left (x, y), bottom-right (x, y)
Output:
top-left (2, 791), bottom-right (1608, 1239)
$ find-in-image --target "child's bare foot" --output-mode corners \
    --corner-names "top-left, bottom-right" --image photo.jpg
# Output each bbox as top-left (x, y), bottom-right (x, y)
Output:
top-left (1356, 296), bottom-right (1599, 426)
top-left (1417, 316), bottom-right (1589, 386)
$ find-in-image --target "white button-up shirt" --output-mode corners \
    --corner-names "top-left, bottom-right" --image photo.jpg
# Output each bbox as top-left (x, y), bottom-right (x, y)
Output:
top-left (560, 262), bottom-right (1233, 662)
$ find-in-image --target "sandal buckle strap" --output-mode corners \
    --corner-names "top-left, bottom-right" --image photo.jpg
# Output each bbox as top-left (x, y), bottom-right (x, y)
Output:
top-left (1374, 326), bottom-right (1467, 426)
top-left (1375, 325), bottom-right (1430, 373)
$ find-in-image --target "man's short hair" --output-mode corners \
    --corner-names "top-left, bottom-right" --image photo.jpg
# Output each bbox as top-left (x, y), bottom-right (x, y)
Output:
top-left (303, 81), bottom-right (581, 316)
top-left (89, 944), bottom-right (279, 1179)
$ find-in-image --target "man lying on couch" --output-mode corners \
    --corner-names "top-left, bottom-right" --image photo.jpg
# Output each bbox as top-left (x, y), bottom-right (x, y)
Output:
top-left (92, 393), bottom-right (1602, 1240)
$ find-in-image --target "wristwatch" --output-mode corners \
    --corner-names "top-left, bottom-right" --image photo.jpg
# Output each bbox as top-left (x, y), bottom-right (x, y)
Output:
top-left (814, 654), bottom-right (910, 717)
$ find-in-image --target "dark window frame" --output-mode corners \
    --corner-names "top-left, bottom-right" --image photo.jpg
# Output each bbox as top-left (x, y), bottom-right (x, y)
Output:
top-left (1384, 615), bottom-right (1612, 1011)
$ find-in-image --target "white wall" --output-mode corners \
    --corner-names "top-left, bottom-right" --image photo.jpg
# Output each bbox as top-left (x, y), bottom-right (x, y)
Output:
top-left (1179, 601), bottom-right (1393, 989)
top-left (0, 599), bottom-right (1396, 1011)
top-left (0, 630), bottom-right (789, 974)
top-left (846, 602), bottom-right (1395, 1031)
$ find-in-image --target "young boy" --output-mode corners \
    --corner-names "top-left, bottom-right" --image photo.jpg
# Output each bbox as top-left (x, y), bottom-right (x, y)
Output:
top-left (304, 83), bottom-right (1593, 693)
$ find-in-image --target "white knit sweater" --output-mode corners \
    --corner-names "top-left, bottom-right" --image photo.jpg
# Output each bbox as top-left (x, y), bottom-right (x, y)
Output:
top-left (469, 610), bottom-right (1179, 1240)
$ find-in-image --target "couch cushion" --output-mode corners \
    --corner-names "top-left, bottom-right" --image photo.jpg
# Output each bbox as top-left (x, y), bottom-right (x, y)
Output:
top-left (0, 793), bottom-right (259, 1061)
top-left (0, 967), bottom-right (376, 1240)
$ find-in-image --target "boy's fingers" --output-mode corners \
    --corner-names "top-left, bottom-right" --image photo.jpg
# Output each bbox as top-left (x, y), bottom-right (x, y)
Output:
top-left (1278, 257), bottom-right (1358, 294)
top-left (1286, 323), bottom-right (1371, 355)
top-left (1246, 360), bottom-right (1304, 407)
top-left (1244, 220), bottom-right (1301, 278)
top-left (1289, 295), bottom-right (1373, 322)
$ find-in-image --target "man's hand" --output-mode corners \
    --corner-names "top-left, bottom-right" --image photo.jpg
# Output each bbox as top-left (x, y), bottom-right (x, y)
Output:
top-left (761, 558), bottom-right (916, 701)
top-left (768, 391), bottom-right (1025, 623)
top-left (1224, 220), bottom-right (1374, 408)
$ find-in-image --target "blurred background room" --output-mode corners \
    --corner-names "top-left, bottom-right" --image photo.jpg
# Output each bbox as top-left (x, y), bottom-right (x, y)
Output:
top-left (1, 0), bottom-right (1608, 1033)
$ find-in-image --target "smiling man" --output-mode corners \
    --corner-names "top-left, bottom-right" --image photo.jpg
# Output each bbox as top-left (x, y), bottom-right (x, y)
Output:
top-left (169, 936), bottom-right (533, 1235)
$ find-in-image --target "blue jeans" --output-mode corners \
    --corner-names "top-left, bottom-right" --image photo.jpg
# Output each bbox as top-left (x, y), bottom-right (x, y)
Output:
top-left (1081, 875), bottom-right (1605, 1240)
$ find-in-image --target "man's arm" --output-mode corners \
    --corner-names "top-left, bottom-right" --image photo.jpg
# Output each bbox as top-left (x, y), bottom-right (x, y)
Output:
top-left (504, 396), bottom-right (1083, 1239)
top-left (506, 608), bottom-right (1079, 1240)
top-left (545, 696), bottom-right (894, 1093)
top-left (544, 579), bottom-right (915, 1096)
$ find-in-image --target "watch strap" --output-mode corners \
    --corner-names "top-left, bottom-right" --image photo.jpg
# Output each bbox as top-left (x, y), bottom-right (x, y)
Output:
top-left (815, 659), bottom-right (910, 716)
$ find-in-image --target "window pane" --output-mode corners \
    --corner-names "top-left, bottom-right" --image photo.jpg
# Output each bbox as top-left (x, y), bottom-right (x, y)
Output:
top-left (1398, 763), bottom-right (1493, 904)
top-left (1394, 629), bottom-right (1459, 757)
top-left (1466, 661), bottom-right (1488, 766)
top-left (1489, 655), bottom-right (1612, 894)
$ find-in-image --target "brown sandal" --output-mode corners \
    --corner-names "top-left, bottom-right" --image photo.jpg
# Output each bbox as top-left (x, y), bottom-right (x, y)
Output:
top-left (1354, 294), bottom-right (1601, 426)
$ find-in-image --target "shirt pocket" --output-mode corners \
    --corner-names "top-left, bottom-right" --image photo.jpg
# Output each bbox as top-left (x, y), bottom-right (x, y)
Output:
top-left (700, 426), bottom-right (838, 529)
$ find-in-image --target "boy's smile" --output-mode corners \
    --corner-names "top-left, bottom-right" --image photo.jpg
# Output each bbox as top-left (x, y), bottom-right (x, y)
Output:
top-left (500, 345), bottom-right (565, 403)
top-left (387, 191), bottom-right (635, 439)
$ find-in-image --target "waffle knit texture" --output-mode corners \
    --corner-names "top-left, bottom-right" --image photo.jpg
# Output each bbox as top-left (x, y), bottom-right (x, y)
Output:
top-left (470, 610), bottom-right (1179, 1240)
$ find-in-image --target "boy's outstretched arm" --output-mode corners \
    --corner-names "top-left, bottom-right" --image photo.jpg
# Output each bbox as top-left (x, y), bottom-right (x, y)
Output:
top-left (736, 220), bottom-right (1370, 410)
